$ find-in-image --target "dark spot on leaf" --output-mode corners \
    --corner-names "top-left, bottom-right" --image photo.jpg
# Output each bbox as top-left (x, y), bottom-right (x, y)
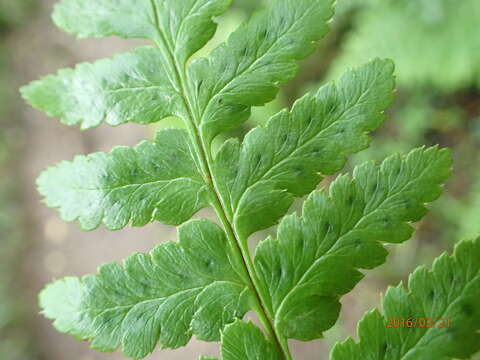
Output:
top-left (197, 80), bottom-right (203, 92)
top-left (112, 289), bottom-right (125, 298)
top-left (327, 101), bottom-right (337, 113)
top-left (282, 134), bottom-right (288, 142)
top-left (348, 195), bottom-right (354, 205)
top-left (136, 283), bottom-right (148, 293)
top-left (462, 303), bottom-right (473, 316)
top-left (429, 290), bottom-right (435, 300)
top-left (102, 174), bottom-right (113, 183)
top-left (381, 343), bottom-right (388, 356)
top-left (324, 222), bottom-right (331, 233)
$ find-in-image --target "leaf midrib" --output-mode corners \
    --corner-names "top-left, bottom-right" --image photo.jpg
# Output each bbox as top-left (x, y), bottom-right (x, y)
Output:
top-left (87, 279), bottom-right (248, 315)
top-left (147, 2), bottom-right (291, 358)
top-left (71, 177), bottom-right (204, 192)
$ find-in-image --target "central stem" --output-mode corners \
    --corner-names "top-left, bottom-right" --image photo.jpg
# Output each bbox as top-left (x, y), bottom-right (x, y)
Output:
top-left (151, 29), bottom-right (292, 360)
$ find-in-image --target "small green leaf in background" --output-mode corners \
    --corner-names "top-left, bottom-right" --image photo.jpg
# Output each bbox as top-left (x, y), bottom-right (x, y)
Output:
top-left (332, 0), bottom-right (480, 91)
top-left (331, 237), bottom-right (480, 360)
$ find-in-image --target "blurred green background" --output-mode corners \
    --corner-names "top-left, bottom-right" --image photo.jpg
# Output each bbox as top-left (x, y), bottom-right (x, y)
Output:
top-left (0, 0), bottom-right (479, 359)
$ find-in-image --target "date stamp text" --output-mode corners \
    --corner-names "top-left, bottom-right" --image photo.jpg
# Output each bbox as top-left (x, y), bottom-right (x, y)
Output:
top-left (387, 318), bottom-right (451, 328)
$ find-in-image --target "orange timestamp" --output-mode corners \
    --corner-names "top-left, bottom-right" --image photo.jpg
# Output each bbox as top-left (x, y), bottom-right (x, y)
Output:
top-left (387, 317), bottom-right (451, 328)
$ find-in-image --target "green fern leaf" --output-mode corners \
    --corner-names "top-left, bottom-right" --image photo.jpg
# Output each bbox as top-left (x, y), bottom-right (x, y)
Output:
top-left (189, 0), bottom-right (335, 141)
top-left (221, 321), bottom-right (281, 360)
top-left (39, 219), bottom-right (253, 359)
top-left (331, 237), bottom-right (480, 360)
top-left (22, 0), bottom-right (463, 358)
top-left (254, 146), bottom-right (452, 340)
top-left (21, 47), bottom-right (181, 129)
top-left (214, 58), bottom-right (395, 239)
top-left (197, 321), bottom-right (283, 360)
top-left (21, 0), bottom-right (232, 129)
top-left (37, 129), bottom-right (208, 230)
top-left (52, 0), bottom-right (231, 63)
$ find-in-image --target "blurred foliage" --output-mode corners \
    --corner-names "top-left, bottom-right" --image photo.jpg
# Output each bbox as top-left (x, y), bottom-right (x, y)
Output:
top-left (329, 0), bottom-right (480, 255)
top-left (0, 49), bottom-right (38, 360)
top-left (0, 0), bottom-right (33, 30)
top-left (332, 0), bottom-right (480, 91)
top-left (0, 1), bottom-right (39, 359)
top-left (460, 175), bottom-right (480, 240)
